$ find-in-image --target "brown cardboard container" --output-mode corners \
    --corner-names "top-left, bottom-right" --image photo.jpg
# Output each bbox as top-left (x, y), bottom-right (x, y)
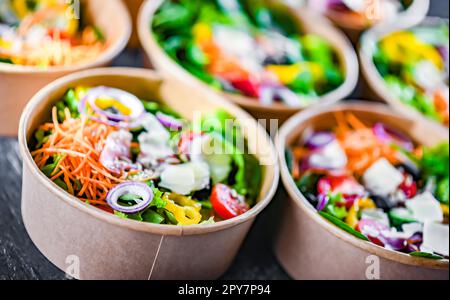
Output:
top-left (359, 17), bottom-right (449, 135)
top-left (275, 101), bottom-right (449, 280)
top-left (124, 0), bottom-right (144, 48)
top-left (0, 0), bottom-right (131, 136)
top-left (137, 0), bottom-right (359, 124)
top-left (18, 67), bottom-right (279, 280)
top-left (307, 0), bottom-right (430, 44)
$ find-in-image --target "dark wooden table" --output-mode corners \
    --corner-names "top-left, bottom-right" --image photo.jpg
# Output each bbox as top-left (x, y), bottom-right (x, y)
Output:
top-left (0, 2), bottom-right (447, 280)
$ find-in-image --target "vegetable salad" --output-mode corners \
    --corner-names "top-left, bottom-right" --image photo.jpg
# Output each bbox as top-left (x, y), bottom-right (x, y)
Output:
top-left (373, 23), bottom-right (449, 126)
top-left (152, 0), bottom-right (344, 107)
top-left (311, 0), bottom-right (412, 26)
top-left (0, 0), bottom-right (105, 67)
top-left (287, 111), bottom-right (449, 258)
top-left (30, 86), bottom-right (262, 225)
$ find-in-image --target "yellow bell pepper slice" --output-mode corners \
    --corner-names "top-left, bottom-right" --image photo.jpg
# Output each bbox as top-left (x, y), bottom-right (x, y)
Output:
top-left (163, 193), bottom-right (202, 226)
top-left (266, 62), bottom-right (324, 85)
top-left (345, 198), bottom-right (376, 229)
top-left (380, 31), bottom-right (444, 70)
top-left (193, 23), bottom-right (213, 45)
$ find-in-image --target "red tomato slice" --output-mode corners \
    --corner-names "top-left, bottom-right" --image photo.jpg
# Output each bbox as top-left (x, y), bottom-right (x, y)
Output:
top-left (211, 184), bottom-right (249, 220)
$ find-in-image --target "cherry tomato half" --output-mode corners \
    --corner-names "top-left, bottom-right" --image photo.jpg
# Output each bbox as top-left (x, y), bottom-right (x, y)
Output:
top-left (211, 184), bottom-right (249, 220)
top-left (317, 175), bottom-right (365, 196)
top-left (399, 173), bottom-right (417, 199)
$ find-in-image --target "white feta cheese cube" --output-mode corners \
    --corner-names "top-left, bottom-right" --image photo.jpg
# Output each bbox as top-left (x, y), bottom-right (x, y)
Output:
top-left (159, 162), bottom-right (210, 195)
top-left (406, 192), bottom-right (444, 223)
top-left (361, 208), bottom-right (390, 227)
top-left (402, 223), bottom-right (423, 235)
top-left (309, 140), bottom-right (347, 170)
top-left (422, 222), bottom-right (449, 257)
top-left (363, 158), bottom-right (404, 197)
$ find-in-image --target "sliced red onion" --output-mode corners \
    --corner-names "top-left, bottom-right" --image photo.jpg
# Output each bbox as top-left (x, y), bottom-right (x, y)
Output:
top-left (259, 86), bottom-right (276, 106)
top-left (305, 132), bottom-right (336, 150)
top-left (100, 130), bottom-right (141, 175)
top-left (372, 123), bottom-right (414, 151)
top-left (327, 0), bottom-right (349, 11)
top-left (78, 87), bottom-right (145, 128)
top-left (316, 193), bottom-right (329, 211)
top-left (156, 112), bottom-right (183, 131)
top-left (407, 232), bottom-right (423, 245)
top-left (379, 230), bottom-right (408, 251)
top-left (357, 219), bottom-right (390, 246)
top-left (107, 182), bottom-right (153, 214)
top-left (276, 87), bottom-right (302, 107)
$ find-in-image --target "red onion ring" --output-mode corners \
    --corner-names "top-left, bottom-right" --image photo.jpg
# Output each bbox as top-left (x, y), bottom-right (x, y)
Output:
top-left (305, 132), bottom-right (336, 150)
top-left (372, 123), bottom-right (414, 151)
top-left (156, 112), bottom-right (183, 131)
top-left (106, 182), bottom-right (153, 214)
top-left (78, 87), bottom-right (145, 128)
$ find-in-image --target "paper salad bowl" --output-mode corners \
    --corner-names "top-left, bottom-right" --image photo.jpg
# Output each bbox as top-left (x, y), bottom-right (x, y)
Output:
top-left (0, 0), bottom-right (131, 136)
top-left (360, 17), bottom-right (449, 135)
top-left (124, 0), bottom-right (144, 48)
top-left (307, 0), bottom-right (429, 43)
top-left (275, 102), bottom-right (449, 280)
top-left (137, 0), bottom-right (358, 124)
top-left (18, 67), bottom-right (279, 280)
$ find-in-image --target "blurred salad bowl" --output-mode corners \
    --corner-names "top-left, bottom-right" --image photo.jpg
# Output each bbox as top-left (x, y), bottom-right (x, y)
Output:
top-left (18, 67), bottom-right (279, 280)
top-left (360, 17), bottom-right (449, 133)
top-left (307, 0), bottom-right (429, 42)
top-left (276, 102), bottom-right (448, 280)
top-left (138, 0), bottom-right (358, 123)
top-left (0, 0), bottom-right (131, 136)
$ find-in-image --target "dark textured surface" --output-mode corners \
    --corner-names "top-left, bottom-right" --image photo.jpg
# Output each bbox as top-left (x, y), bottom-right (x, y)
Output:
top-left (0, 1), bottom-right (446, 280)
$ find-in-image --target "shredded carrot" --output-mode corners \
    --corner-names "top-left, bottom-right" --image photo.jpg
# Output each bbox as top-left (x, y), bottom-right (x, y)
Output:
top-left (334, 113), bottom-right (402, 176)
top-left (291, 112), bottom-right (408, 178)
top-left (32, 106), bottom-right (123, 203)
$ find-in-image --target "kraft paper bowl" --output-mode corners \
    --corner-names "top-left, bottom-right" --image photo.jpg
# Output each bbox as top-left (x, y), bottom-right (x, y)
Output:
top-left (138, 0), bottom-right (359, 124)
top-left (307, 0), bottom-right (429, 44)
top-left (124, 0), bottom-right (144, 48)
top-left (0, 0), bottom-right (131, 136)
top-left (275, 102), bottom-right (449, 280)
top-left (360, 17), bottom-right (449, 135)
top-left (18, 67), bottom-right (279, 280)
